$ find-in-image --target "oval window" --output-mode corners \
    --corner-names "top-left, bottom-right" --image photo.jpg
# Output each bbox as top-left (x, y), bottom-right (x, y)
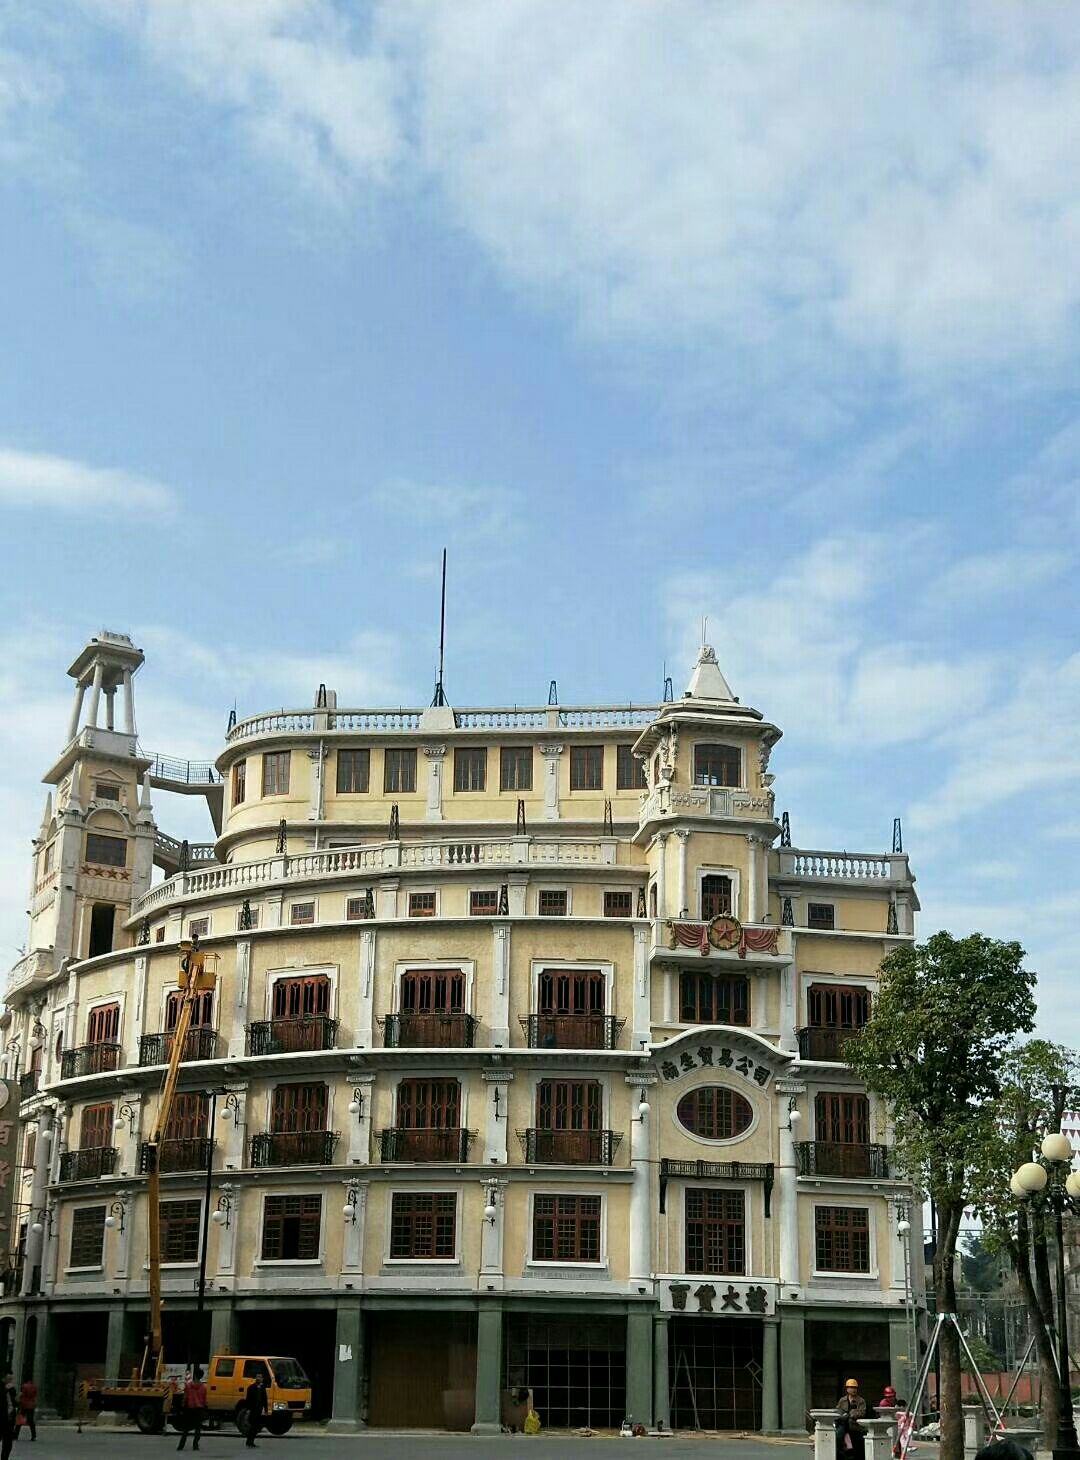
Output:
top-left (677, 1086), bottom-right (753, 1141)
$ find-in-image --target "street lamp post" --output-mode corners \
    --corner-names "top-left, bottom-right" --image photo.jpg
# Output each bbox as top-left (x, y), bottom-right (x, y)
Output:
top-left (1011, 1109), bottom-right (1080, 1460)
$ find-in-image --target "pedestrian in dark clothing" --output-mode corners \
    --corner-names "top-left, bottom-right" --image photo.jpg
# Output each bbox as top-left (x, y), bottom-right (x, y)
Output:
top-left (836, 1378), bottom-right (868, 1460)
top-left (244, 1374), bottom-right (267, 1449)
top-left (14, 1378), bottom-right (37, 1441)
top-left (1, 1374), bottom-right (18, 1460)
top-left (177, 1366), bottom-right (207, 1452)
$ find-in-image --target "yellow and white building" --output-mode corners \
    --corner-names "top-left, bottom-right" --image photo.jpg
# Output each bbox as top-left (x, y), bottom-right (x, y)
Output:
top-left (0, 631), bottom-right (923, 1432)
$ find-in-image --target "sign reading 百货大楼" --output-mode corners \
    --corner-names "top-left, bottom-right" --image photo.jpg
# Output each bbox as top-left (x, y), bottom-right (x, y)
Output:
top-left (657, 1275), bottom-right (776, 1316)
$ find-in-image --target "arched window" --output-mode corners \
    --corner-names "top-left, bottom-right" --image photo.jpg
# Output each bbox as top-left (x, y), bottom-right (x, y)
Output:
top-left (676, 1086), bottom-right (753, 1141)
top-left (694, 744), bottom-right (741, 788)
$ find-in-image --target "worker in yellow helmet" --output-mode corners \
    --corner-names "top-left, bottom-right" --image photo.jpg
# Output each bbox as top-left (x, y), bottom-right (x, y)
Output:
top-left (835, 1378), bottom-right (867, 1460)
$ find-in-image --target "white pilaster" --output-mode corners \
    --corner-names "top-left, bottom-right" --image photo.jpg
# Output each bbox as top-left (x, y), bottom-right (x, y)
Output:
top-left (775, 1077), bottom-right (804, 1291)
top-left (233, 940), bottom-right (252, 1058)
top-left (654, 832), bottom-right (668, 920)
top-left (745, 835), bottom-right (759, 922)
top-left (215, 1182), bottom-right (239, 1274)
top-left (355, 928), bottom-right (376, 1049)
top-left (482, 1070), bottom-right (513, 1164)
top-left (114, 1092), bottom-right (143, 1178)
top-left (632, 923), bottom-right (651, 1050)
top-left (346, 1073), bottom-right (375, 1166)
top-left (479, 1177), bottom-right (508, 1281)
top-left (507, 875), bottom-right (527, 918)
top-left (221, 1087), bottom-right (248, 1172)
top-left (539, 745), bottom-right (563, 821)
top-left (308, 746), bottom-right (325, 822)
top-left (105, 686), bottom-right (115, 731)
top-left (779, 962), bottom-right (798, 1053)
top-left (424, 745), bottom-right (446, 822)
top-left (132, 952), bottom-right (149, 1052)
top-left (626, 1072), bottom-right (657, 1286)
top-left (675, 829), bottom-right (690, 917)
top-left (342, 1179), bottom-right (368, 1275)
top-left (379, 881), bottom-right (399, 920)
top-left (111, 1188), bottom-right (133, 1281)
top-left (489, 923), bottom-right (510, 1047)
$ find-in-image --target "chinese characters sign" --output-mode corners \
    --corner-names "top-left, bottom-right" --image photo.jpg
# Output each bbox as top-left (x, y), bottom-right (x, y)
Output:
top-left (659, 1275), bottom-right (776, 1316)
top-left (659, 1045), bottom-right (772, 1089)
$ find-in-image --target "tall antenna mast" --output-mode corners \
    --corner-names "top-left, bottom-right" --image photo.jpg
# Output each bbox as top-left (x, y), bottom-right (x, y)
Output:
top-left (431, 548), bottom-right (448, 707)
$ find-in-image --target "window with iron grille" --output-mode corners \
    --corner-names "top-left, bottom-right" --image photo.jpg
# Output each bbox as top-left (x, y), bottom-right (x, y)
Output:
top-left (532, 1194), bottom-right (602, 1262)
top-left (289, 901), bottom-right (315, 926)
top-left (336, 748), bottom-right (370, 794)
top-left (815, 1205), bottom-right (870, 1272)
top-left (538, 970), bottom-right (604, 1016)
top-left (408, 891), bottom-right (436, 918)
top-left (453, 747), bottom-right (487, 792)
top-left (537, 889), bottom-right (568, 917)
top-left (676, 1087), bottom-right (753, 1141)
top-left (383, 748), bottom-right (416, 794)
top-left (271, 1083), bottom-right (328, 1133)
top-left (95, 782), bottom-right (121, 802)
top-left (700, 874), bottom-right (733, 919)
top-left (616, 745), bottom-right (647, 790)
top-left (188, 916), bottom-right (210, 939)
top-left (470, 889), bottom-right (499, 917)
top-left (693, 743), bottom-right (741, 787)
top-left (232, 760), bottom-right (246, 806)
top-left (261, 1194), bottom-right (322, 1261)
top-left (86, 1003), bottom-right (120, 1044)
top-left (84, 833), bottom-right (126, 868)
top-left (397, 1078), bottom-right (460, 1129)
top-left (262, 751), bottom-right (291, 796)
top-left (161, 1199), bottom-right (202, 1263)
top-left (400, 969), bottom-right (464, 1013)
top-left (500, 746), bottom-right (532, 791)
top-left (537, 1080), bottom-right (601, 1131)
top-left (603, 891), bottom-right (632, 918)
top-left (69, 1206), bottom-right (105, 1268)
top-left (807, 902), bottom-right (835, 930)
top-left (679, 972), bottom-right (750, 1025)
top-left (807, 984), bottom-right (870, 1029)
top-left (570, 745), bottom-right (603, 790)
top-left (685, 1188), bottom-right (745, 1274)
top-left (815, 1093), bottom-right (870, 1145)
top-left (273, 975), bottom-right (331, 1019)
top-left (389, 1192), bottom-right (456, 1259)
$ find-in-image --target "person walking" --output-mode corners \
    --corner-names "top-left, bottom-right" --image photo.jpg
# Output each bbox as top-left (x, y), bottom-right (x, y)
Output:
top-left (176, 1366), bottom-right (207, 1452)
top-left (835, 1378), bottom-right (868, 1460)
top-left (244, 1373), bottom-right (267, 1449)
top-left (13, 1378), bottom-right (36, 1443)
top-left (0, 1374), bottom-right (18, 1460)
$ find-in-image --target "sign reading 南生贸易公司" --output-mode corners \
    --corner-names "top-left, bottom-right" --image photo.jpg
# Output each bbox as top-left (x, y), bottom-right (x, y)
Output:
top-left (658, 1276), bottom-right (777, 1316)
top-left (657, 1044), bottom-right (772, 1089)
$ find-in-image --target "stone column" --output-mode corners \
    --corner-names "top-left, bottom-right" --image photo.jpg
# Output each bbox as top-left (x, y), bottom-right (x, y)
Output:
top-left (307, 746), bottom-right (325, 822)
top-left (761, 1317), bottom-right (780, 1431)
top-left (106, 1306), bottom-right (126, 1377)
top-left (21, 1110), bottom-right (54, 1298)
top-left (482, 1071), bottom-right (512, 1165)
top-left (654, 833), bottom-right (668, 920)
top-left (67, 681), bottom-right (87, 743)
top-left (121, 669), bottom-right (134, 734)
top-left (210, 1304), bottom-right (238, 1359)
top-left (653, 1315), bottom-right (670, 1430)
top-left (539, 745), bottom-right (562, 821)
top-left (329, 1303), bottom-right (366, 1431)
top-left (675, 830), bottom-right (689, 917)
top-left (489, 923), bottom-right (510, 1048)
top-left (354, 928), bottom-right (376, 1050)
top-left (632, 923), bottom-right (650, 1050)
top-left (781, 1309), bottom-right (808, 1433)
top-left (472, 1303), bottom-right (504, 1435)
top-left (625, 1309), bottom-right (654, 1427)
top-left (87, 661), bottom-right (104, 728)
top-left (105, 686), bottom-right (115, 731)
top-left (626, 1073), bottom-right (657, 1285)
top-left (775, 1078), bottom-right (804, 1292)
top-left (423, 745), bottom-right (446, 821)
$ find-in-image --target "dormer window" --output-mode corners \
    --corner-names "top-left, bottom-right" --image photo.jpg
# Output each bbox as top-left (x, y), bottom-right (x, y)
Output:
top-left (694, 744), bottom-right (741, 788)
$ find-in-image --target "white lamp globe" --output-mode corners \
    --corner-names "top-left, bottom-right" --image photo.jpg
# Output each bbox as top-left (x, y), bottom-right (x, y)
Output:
top-left (1066, 1172), bottom-right (1080, 1200)
top-left (40, 1129), bottom-right (52, 1145)
top-left (104, 1215), bottom-right (116, 1230)
top-left (637, 1100), bottom-right (649, 1120)
top-left (348, 1099), bottom-right (360, 1115)
top-left (1015, 1161), bottom-right (1049, 1194)
top-left (897, 1219), bottom-right (911, 1235)
top-left (483, 1204), bottom-right (497, 1222)
top-left (30, 1222), bottom-right (42, 1235)
top-left (788, 1108), bottom-right (802, 1125)
top-left (342, 1203), bottom-right (356, 1220)
top-left (1010, 1173), bottom-right (1029, 1198)
top-left (211, 1210), bottom-right (226, 1226)
top-left (113, 1116), bottom-right (125, 1131)
top-left (1042, 1132), bottom-right (1073, 1163)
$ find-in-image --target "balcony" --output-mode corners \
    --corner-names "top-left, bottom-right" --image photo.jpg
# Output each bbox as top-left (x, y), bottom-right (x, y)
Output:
top-left (246, 1016), bottom-right (339, 1056)
top-left (138, 1138), bottom-right (215, 1174)
top-left (59, 1146), bottom-right (117, 1182)
top-left (383, 1012), bottom-right (480, 1048)
top-left (250, 1130), bottom-right (340, 1167)
top-left (796, 1027), bottom-right (863, 1062)
top-left (795, 1141), bottom-right (889, 1179)
top-left (18, 1071), bottom-right (39, 1101)
top-left (379, 1127), bottom-right (474, 1162)
top-left (518, 1128), bottom-right (622, 1165)
top-left (138, 1028), bottom-right (220, 1067)
top-left (521, 1013), bottom-right (624, 1050)
top-left (60, 1043), bottom-right (121, 1080)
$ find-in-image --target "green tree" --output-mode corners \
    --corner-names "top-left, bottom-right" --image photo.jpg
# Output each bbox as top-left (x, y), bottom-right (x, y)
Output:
top-left (960, 1331), bottom-right (1002, 1375)
top-left (847, 932), bottom-right (1036, 1460)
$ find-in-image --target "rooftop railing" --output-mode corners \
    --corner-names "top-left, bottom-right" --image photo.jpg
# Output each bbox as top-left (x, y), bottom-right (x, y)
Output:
top-left (226, 703), bottom-right (658, 743)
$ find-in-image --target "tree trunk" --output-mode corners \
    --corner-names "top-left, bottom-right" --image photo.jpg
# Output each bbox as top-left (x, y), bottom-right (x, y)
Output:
top-left (936, 1200), bottom-right (965, 1460)
top-left (1008, 1214), bottom-right (1060, 1441)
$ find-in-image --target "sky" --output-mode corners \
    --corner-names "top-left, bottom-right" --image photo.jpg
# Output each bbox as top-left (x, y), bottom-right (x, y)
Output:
top-left (1, 2), bottom-right (1079, 1040)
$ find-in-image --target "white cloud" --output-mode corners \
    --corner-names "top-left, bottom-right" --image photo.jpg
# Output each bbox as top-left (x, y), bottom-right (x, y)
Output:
top-left (0, 447), bottom-right (178, 515)
top-left (927, 547), bottom-right (1069, 608)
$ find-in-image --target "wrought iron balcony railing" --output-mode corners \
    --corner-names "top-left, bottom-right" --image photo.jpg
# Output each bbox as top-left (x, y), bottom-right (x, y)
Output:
top-left (250, 1129), bottom-right (340, 1167)
top-left (378, 1127), bottom-right (474, 1162)
top-left (138, 1028), bottom-right (220, 1067)
top-left (60, 1043), bottom-right (121, 1080)
top-left (796, 1026), bottom-right (863, 1062)
top-left (18, 1071), bottom-right (39, 1101)
top-left (521, 1013), bottom-right (624, 1050)
top-left (517, 1128), bottom-right (622, 1165)
top-left (795, 1141), bottom-right (889, 1178)
top-left (138, 1137), bottom-right (215, 1174)
top-left (246, 1016), bottom-right (339, 1056)
top-left (383, 1012), bottom-right (480, 1048)
top-left (59, 1145), bottom-right (118, 1182)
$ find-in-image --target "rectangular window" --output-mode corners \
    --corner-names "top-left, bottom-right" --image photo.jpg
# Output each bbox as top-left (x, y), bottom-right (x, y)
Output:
top-left (80, 1103), bottom-right (114, 1149)
top-left (453, 747), bottom-right (487, 792)
top-left (679, 972), bottom-right (750, 1026)
top-left (345, 895), bottom-right (373, 921)
top-left (538, 969), bottom-right (604, 1016)
top-left (383, 748), bottom-right (417, 794)
top-left (808, 902), bottom-right (836, 930)
top-left (500, 746), bottom-right (533, 792)
top-left (532, 1194), bottom-right (602, 1263)
top-left (261, 751), bottom-right (291, 796)
top-left (86, 1003), bottom-right (120, 1045)
top-left (165, 989), bottom-right (214, 1030)
top-left (94, 782), bottom-right (121, 802)
top-left (84, 833), bottom-right (126, 868)
top-left (685, 1189), bottom-right (745, 1275)
top-left (261, 1194), bottom-right (322, 1261)
top-left (570, 745), bottom-right (603, 791)
top-left (389, 1192), bottom-right (457, 1260)
top-left (160, 1199), bottom-right (202, 1264)
top-left (271, 1082), bottom-right (328, 1133)
top-left (272, 975), bottom-right (331, 1019)
top-left (400, 970), bottom-right (465, 1014)
top-left (815, 1205), bottom-right (870, 1273)
top-left (538, 889), bottom-right (568, 917)
top-left (815, 1093), bottom-right (870, 1145)
top-left (232, 760), bottom-right (246, 806)
top-left (397, 1078), bottom-right (460, 1129)
top-left (42, 842), bottom-right (54, 875)
top-left (694, 743), bottom-right (741, 787)
top-left (237, 905), bottom-right (260, 930)
top-left (616, 745), bottom-right (646, 791)
top-left (537, 1079), bottom-right (601, 1131)
top-left (603, 890), bottom-right (633, 918)
top-left (807, 984), bottom-right (870, 1029)
top-left (165, 1092), bottom-right (210, 1141)
top-left (155, 926), bottom-right (165, 943)
top-left (469, 889), bottom-right (499, 917)
top-left (408, 891), bottom-right (436, 918)
top-left (700, 875), bottom-right (733, 919)
top-left (69, 1206), bottom-right (105, 1268)
top-left (336, 749), bottom-right (370, 794)
top-left (188, 916), bottom-right (209, 939)
top-left (289, 901), bottom-right (315, 926)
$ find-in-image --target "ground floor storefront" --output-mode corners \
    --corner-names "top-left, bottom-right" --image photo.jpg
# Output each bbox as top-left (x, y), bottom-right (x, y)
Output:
top-left (0, 1295), bottom-right (914, 1433)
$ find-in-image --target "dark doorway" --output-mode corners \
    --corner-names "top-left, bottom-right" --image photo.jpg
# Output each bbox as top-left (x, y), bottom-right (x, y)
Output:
top-left (88, 904), bottom-right (115, 958)
top-left (49, 1310), bottom-right (111, 1418)
top-left (236, 1307), bottom-right (335, 1421)
top-left (505, 1313), bottom-right (625, 1431)
top-left (368, 1311), bottom-right (477, 1429)
top-left (807, 1319), bottom-right (891, 1408)
top-left (669, 1317), bottom-right (762, 1430)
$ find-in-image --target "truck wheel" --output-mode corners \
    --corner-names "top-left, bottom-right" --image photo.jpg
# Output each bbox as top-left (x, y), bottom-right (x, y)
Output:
top-left (266, 1414), bottom-right (294, 1435)
top-left (134, 1400), bottom-right (165, 1434)
top-left (235, 1405), bottom-right (252, 1435)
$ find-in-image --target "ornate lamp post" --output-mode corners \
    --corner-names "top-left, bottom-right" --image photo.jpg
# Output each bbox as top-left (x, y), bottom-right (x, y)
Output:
top-left (1012, 1112), bottom-right (1080, 1460)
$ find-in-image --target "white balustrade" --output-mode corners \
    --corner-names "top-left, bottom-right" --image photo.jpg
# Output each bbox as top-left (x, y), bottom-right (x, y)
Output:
top-left (226, 703), bottom-right (657, 742)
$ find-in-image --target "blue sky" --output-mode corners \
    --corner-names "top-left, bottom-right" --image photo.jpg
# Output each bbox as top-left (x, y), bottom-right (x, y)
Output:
top-left (1, 2), bottom-right (1079, 1038)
